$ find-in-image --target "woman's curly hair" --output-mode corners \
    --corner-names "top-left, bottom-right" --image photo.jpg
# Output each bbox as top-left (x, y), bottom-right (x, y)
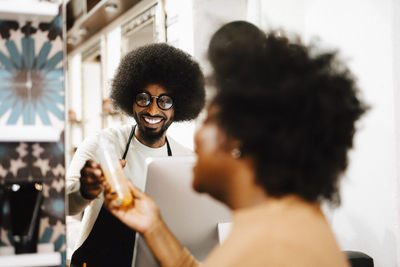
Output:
top-left (209, 21), bottom-right (368, 205)
top-left (110, 43), bottom-right (205, 121)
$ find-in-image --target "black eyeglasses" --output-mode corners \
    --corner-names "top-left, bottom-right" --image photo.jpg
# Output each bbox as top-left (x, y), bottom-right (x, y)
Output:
top-left (135, 92), bottom-right (174, 110)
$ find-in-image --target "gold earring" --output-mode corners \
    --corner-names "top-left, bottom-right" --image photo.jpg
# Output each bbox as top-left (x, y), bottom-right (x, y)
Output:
top-left (231, 148), bottom-right (242, 159)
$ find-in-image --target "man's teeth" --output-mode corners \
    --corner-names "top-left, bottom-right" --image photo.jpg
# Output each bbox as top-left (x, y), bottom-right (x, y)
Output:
top-left (144, 117), bottom-right (162, 124)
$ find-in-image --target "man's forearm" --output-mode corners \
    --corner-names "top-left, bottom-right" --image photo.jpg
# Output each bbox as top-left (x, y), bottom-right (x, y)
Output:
top-left (67, 179), bottom-right (91, 215)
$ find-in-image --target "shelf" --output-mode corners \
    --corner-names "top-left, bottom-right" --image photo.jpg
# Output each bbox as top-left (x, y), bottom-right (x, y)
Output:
top-left (0, 0), bottom-right (59, 23)
top-left (67, 0), bottom-right (141, 52)
top-left (0, 252), bottom-right (61, 267)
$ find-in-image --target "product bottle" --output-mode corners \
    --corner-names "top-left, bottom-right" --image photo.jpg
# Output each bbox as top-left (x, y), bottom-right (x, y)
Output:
top-left (97, 134), bottom-right (134, 207)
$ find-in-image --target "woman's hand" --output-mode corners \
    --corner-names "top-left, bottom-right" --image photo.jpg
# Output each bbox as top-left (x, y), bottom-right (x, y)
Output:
top-left (104, 179), bottom-right (198, 267)
top-left (103, 180), bottom-right (161, 235)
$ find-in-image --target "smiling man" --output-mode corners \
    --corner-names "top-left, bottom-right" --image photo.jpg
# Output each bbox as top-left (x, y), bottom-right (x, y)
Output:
top-left (132, 84), bottom-right (175, 147)
top-left (66, 43), bottom-right (205, 267)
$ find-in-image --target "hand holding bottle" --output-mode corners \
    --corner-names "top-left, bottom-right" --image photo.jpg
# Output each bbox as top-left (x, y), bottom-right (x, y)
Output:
top-left (96, 134), bottom-right (134, 207)
top-left (79, 158), bottom-right (128, 200)
top-left (104, 180), bottom-right (161, 235)
top-left (79, 160), bottom-right (104, 200)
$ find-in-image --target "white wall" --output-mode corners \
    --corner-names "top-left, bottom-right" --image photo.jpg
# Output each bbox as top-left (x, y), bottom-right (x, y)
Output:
top-left (192, 0), bottom-right (247, 78)
top-left (67, 53), bottom-right (83, 162)
top-left (394, 0), bottom-right (400, 264)
top-left (82, 62), bottom-right (102, 138)
top-left (250, 0), bottom-right (399, 266)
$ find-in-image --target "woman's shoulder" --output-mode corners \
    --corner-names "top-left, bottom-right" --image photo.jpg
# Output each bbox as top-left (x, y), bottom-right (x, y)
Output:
top-left (220, 201), bottom-right (348, 267)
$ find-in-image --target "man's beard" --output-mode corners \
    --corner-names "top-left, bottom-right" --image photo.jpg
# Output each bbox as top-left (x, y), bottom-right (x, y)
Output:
top-left (137, 119), bottom-right (173, 145)
top-left (133, 111), bottom-right (174, 146)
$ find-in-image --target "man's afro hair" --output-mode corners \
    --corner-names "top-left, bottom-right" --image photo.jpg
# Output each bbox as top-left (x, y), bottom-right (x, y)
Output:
top-left (110, 43), bottom-right (205, 121)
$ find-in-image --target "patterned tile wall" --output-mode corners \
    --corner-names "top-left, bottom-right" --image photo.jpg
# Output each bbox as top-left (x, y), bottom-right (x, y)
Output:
top-left (0, 10), bottom-right (66, 267)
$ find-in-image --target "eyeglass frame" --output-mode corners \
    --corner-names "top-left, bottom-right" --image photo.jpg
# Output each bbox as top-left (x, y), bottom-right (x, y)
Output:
top-left (135, 91), bottom-right (174, 111)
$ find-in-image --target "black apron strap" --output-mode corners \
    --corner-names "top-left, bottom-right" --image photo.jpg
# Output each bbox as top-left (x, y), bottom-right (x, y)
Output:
top-left (122, 125), bottom-right (136, 160)
top-left (122, 125), bottom-right (172, 158)
top-left (166, 137), bottom-right (172, 157)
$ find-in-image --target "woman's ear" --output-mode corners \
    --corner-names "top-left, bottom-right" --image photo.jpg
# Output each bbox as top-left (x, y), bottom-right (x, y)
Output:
top-left (225, 138), bottom-right (242, 159)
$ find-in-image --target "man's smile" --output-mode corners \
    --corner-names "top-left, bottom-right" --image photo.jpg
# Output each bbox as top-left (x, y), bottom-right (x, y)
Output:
top-left (142, 115), bottom-right (165, 128)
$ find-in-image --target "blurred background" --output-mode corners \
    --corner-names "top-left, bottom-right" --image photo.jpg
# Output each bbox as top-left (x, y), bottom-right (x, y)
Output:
top-left (0, 0), bottom-right (399, 266)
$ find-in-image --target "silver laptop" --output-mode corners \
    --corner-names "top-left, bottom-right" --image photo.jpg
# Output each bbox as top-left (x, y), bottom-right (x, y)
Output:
top-left (133, 156), bottom-right (232, 267)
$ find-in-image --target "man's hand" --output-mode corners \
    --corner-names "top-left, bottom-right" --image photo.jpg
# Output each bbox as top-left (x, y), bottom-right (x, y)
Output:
top-left (80, 159), bottom-right (126, 200)
top-left (79, 160), bottom-right (104, 200)
top-left (120, 159), bottom-right (126, 168)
